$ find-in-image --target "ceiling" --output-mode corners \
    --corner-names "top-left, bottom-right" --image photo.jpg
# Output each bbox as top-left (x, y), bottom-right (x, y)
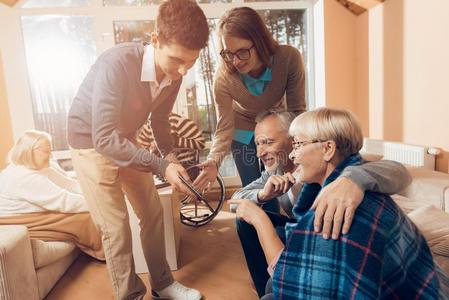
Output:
top-left (335, 0), bottom-right (385, 15)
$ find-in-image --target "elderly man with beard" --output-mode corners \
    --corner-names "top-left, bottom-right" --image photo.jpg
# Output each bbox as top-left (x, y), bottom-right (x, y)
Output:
top-left (231, 110), bottom-right (412, 297)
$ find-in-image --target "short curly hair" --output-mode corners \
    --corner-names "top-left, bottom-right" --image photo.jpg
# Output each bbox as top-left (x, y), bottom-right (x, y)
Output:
top-left (157, 0), bottom-right (209, 50)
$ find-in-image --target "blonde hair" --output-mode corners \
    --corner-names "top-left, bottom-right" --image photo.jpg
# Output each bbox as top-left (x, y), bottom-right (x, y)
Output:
top-left (8, 130), bottom-right (52, 169)
top-left (289, 107), bottom-right (363, 158)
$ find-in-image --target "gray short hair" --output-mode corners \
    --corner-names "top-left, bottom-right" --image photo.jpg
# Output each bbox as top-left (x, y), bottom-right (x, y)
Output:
top-left (255, 110), bottom-right (296, 134)
top-left (289, 107), bottom-right (363, 158)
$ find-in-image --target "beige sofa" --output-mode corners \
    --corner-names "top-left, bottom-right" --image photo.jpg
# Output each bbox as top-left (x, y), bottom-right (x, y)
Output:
top-left (0, 188), bottom-right (180, 300)
top-left (0, 227), bottom-right (79, 300)
top-left (392, 167), bottom-right (449, 276)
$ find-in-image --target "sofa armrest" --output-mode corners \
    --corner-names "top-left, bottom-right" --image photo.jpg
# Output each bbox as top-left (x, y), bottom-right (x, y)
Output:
top-left (398, 168), bottom-right (449, 213)
top-left (0, 225), bottom-right (39, 300)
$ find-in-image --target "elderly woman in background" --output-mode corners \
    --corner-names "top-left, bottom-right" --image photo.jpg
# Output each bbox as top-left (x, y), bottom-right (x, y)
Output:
top-left (0, 130), bottom-right (104, 260)
top-left (230, 108), bottom-right (445, 299)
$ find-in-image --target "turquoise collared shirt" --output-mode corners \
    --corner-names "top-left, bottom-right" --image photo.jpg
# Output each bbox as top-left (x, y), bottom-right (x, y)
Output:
top-left (239, 66), bottom-right (273, 97)
top-left (233, 66), bottom-right (273, 145)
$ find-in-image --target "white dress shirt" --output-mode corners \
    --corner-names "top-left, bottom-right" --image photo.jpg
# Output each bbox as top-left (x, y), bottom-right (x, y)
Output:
top-left (141, 44), bottom-right (173, 99)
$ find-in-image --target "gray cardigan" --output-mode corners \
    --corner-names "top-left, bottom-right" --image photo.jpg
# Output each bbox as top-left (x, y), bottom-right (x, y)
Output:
top-left (231, 160), bottom-right (412, 218)
top-left (67, 42), bottom-right (181, 175)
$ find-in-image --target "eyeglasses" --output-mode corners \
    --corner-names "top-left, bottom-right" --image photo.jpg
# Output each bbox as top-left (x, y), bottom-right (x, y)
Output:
top-left (291, 140), bottom-right (321, 151)
top-left (220, 45), bottom-right (254, 62)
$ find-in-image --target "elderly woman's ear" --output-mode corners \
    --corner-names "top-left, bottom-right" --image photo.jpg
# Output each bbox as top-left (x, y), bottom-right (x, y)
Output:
top-left (322, 140), bottom-right (337, 162)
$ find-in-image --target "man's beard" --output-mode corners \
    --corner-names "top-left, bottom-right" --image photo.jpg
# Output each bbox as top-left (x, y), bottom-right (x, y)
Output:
top-left (264, 160), bottom-right (280, 172)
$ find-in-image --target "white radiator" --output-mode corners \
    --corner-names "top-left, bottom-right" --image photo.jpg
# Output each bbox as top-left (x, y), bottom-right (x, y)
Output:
top-left (361, 138), bottom-right (438, 170)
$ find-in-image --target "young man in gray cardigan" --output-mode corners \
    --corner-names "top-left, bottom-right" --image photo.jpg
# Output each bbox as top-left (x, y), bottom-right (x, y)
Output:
top-left (67, 1), bottom-right (209, 299)
top-left (231, 110), bottom-right (412, 297)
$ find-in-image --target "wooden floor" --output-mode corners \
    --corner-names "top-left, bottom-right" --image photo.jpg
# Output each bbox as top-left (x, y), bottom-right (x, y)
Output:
top-left (45, 208), bottom-right (259, 300)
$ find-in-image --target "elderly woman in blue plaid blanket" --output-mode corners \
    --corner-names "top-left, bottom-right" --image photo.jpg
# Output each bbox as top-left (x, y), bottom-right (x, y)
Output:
top-left (230, 107), bottom-right (447, 300)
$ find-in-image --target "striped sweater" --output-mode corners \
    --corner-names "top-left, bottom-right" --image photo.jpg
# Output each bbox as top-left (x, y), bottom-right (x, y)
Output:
top-left (137, 113), bottom-right (205, 164)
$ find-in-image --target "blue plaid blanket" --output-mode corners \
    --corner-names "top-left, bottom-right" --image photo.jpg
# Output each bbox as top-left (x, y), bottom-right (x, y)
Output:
top-left (272, 154), bottom-right (446, 299)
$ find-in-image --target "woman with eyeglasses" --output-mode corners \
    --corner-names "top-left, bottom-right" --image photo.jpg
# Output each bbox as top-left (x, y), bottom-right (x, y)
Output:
top-left (0, 130), bottom-right (104, 260)
top-left (194, 7), bottom-right (306, 213)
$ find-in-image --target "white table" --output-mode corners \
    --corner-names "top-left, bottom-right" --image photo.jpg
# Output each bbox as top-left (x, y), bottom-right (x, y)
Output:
top-left (126, 186), bottom-right (181, 273)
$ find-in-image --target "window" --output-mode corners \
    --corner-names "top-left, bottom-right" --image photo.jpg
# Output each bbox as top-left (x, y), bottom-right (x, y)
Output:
top-left (15, 0), bottom-right (316, 182)
top-left (112, 7), bottom-right (309, 180)
top-left (21, 15), bottom-right (96, 150)
top-left (103, 0), bottom-right (159, 6)
top-left (21, 0), bottom-right (90, 8)
top-left (113, 20), bottom-right (154, 44)
top-left (103, 0), bottom-right (231, 5)
top-left (111, 8), bottom-right (309, 142)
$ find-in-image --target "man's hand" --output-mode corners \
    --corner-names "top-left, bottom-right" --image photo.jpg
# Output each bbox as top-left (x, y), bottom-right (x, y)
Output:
top-left (312, 177), bottom-right (364, 240)
top-left (258, 173), bottom-right (296, 202)
top-left (228, 199), bottom-right (267, 227)
top-left (192, 160), bottom-right (218, 190)
top-left (164, 163), bottom-right (195, 197)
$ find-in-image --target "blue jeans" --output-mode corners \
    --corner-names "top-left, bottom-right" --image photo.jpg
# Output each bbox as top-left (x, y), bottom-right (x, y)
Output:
top-left (231, 138), bottom-right (279, 213)
top-left (236, 212), bottom-right (295, 297)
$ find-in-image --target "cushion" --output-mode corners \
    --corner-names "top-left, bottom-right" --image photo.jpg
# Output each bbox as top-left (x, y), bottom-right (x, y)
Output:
top-left (408, 205), bottom-right (449, 257)
top-left (391, 194), bottom-right (424, 214)
top-left (399, 167), bottom-right (449, 212)
top-left (30, 239), bottom-right (76, 269)
top-left (360, 152), bottom-right (383, 162)
top-left (434, 254), bottom-right (449, 277)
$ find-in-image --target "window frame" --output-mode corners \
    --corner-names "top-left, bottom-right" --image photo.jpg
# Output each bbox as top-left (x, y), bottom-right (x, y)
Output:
top-left (6, 0), bottom-right (320, 187)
